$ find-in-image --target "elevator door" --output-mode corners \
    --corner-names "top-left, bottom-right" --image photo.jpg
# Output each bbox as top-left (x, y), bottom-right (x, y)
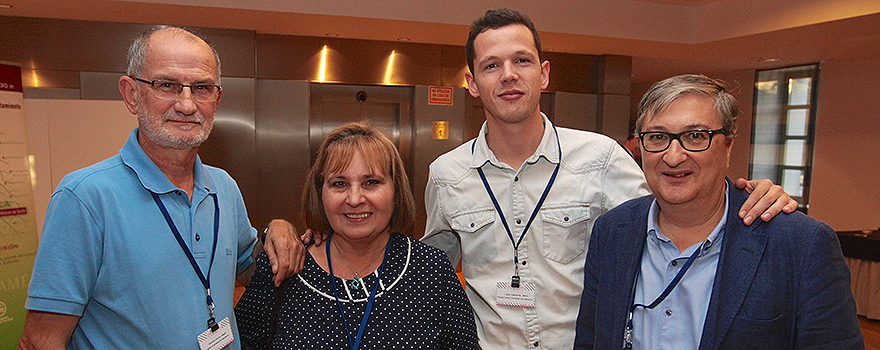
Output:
top-left (309, 83), bottom-right (414, 191)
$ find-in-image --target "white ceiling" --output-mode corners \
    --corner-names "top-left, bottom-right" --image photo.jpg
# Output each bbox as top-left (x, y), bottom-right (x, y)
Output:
top-left (3, 0), bottom-right (880, 84)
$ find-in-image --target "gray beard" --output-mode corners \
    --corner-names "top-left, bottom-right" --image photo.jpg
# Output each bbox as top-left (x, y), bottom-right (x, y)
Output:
top-left (138, 108), bottom-right (212, 150)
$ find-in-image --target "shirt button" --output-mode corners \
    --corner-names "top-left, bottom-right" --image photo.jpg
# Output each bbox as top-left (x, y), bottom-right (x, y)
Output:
top-left (665, 309), bottom-right (673, 316)
top-left (514, 176), bottom-right (519, 182)
top-left (470, 223), bottom-right (475, 228)
top-left (176, 190), bottom-right (182, 196)
top-left (521, 260), bottom-right (527, 266)
top-left (563, 216), bottom-right (569, 222)
top-left (516, 219), bottom-right (522, 225)
top-left (671, 260), bottom-right (678, 267)
top-left (533, 341), bottom-right (539, 347)
top-left (195, 233), bottom-right (201, 241)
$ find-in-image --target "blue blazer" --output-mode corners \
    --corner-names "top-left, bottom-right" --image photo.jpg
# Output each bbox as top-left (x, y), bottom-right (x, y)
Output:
top-left (574, 180), bottom-right (864, 350)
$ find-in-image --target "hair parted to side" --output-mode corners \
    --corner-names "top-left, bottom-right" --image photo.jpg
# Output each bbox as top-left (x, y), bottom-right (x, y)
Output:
top-left (126, 26), bottom-right (222, 82)
top-left (635, 74), bottom-right (738, 138)
top-left (302, 122), bottom-right (416, 237)
top-left (466, 8), bottom-right (543, 74)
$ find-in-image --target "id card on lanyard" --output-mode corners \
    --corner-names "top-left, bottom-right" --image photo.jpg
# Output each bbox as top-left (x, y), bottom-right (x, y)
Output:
top-left (472, 124), bottom-right (561, 308)
top-left (152, 192), bottom-right (233, 350)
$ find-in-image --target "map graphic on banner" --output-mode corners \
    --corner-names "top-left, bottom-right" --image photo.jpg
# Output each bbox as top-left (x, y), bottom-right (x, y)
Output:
top-left (0, 62), bottom-right (39, 349)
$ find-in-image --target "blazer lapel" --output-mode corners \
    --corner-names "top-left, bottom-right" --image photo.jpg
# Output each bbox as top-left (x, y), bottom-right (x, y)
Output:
top-left (600, 198), bottom-right (650, 349)
top-left (699, 188), bottom-right (769, 350)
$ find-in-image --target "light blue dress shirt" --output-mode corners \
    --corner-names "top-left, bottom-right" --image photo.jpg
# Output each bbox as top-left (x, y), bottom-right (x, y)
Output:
top-left (631, 185), bottom-right (728, 350)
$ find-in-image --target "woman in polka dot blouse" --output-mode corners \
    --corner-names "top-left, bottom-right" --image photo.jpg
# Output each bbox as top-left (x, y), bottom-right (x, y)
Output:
top-left (235, 122), bottom-right (480, 350)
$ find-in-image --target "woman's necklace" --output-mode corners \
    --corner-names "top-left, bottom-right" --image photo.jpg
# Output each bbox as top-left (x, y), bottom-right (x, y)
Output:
top-left (333, 240), bottom-right (384, 290)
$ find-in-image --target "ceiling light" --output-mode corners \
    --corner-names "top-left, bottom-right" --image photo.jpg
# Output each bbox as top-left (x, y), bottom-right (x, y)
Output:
top-left (326, 33), bottom-right (339, 37)
top-left (396, 37), bottom-right (410, 41)
top-left (751, 57), bottom-right (781, 63)
top-left (0, 4), bottom-right (12, 8)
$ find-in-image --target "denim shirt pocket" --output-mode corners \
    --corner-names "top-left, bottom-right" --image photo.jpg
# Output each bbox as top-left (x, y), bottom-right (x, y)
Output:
top-left (449, 207), bottom-right (496, 234)
top-left (540, 203), bottom-right (590, 264)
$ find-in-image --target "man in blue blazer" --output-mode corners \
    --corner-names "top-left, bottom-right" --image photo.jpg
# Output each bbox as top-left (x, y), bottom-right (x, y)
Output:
top-left (573, 74), bottom-right (863, 350)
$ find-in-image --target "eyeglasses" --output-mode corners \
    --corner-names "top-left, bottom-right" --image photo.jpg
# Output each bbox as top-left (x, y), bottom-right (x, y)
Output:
top-left (131, 76), bottom-right (221, 103)
top-left (638, 129), bottom-right (726, 153)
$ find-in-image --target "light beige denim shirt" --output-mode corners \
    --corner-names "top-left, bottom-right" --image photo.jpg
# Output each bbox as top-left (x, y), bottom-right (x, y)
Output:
top-left (423, 115), bottom-right (650, 350)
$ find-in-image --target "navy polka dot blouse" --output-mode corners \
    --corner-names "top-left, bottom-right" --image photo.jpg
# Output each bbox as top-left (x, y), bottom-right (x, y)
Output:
top-left (235, 233), bottom-right (480, 349)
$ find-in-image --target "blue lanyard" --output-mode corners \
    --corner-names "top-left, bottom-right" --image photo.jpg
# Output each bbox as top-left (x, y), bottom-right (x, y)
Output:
top-left (151, 192), bottom-right (221, 331)
top-left (472, 124), bottom-right (561, 287)
top-left (327, 233), bottom-right (391, 350)
top-left (623, 240), bottom-right (707, 350)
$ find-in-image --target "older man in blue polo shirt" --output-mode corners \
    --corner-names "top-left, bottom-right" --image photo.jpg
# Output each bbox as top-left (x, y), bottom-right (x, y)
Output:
top-left (19, 26), bottom-right (303, 350)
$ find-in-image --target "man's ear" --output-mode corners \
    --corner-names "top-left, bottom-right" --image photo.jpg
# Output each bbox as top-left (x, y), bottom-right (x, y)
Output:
top-left (540, 60), bottom-right (550, 90)
top-left (725, 138), bottom-right (734, 168)
top-left (118, 75), bottom-right (139, 115)
top-left (465, 71), bottom-right (480, 98)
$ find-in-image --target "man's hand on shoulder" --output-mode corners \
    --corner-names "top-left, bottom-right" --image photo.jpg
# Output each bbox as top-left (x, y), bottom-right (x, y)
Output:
top-left (263, 219), bottom-right (306, 286)
top-left (735, 178), bottom-right (799, 225)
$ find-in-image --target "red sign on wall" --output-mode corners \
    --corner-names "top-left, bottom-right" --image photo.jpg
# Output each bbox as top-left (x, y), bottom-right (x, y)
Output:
top-left (0, 63), bottom-right (24, 93)
top-left (428, 86), bottom-right (453, 105)
top-left (0, 207), bottom-right (27, 217)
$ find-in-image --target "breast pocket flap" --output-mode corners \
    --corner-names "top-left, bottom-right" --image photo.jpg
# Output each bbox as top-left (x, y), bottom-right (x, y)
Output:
top-left (450, 209), bottom-right (495, 233)
top-left (540, 204), bottom-right (590, 228)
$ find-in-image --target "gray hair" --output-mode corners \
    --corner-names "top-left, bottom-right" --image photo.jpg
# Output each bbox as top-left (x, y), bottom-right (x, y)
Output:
top-left (635, 74), bottom-right (737, 138)
top-left (126, 26), bottom-right (221, 82)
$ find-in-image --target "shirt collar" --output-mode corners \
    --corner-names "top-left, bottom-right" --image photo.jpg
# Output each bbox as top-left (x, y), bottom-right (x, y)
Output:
top-left (119, 128), bottom-right (216, 195)
top-left (647, 182), bottom-right (729, 253)
top-left (469, 113), bottom-right (561, 169)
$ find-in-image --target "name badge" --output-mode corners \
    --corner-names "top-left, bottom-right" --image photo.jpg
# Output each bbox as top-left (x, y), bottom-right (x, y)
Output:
top-left (198, 317), bottom-right (234, 350)
top-left (495, 281), bottom-right (536, 308)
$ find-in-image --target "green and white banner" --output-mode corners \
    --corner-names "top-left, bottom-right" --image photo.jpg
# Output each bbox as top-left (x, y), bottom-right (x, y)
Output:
top-left (0, 61), bottom-right (38, 349)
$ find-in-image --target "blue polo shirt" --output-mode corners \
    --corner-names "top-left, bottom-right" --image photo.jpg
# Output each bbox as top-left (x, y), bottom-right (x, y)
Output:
top-left (27, 128), bottom-right (256, 349)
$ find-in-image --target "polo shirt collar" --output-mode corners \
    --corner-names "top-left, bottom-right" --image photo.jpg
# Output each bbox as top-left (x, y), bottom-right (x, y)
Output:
top-left (119, 128), bottom-right (216, 195)
top-left (469, 113), bottom-right (561, 169)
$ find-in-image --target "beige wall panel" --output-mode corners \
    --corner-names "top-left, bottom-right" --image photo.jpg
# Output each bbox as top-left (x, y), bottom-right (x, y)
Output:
top-left (22, 99), bottom-right (50, 236)
top-left (600, 94), bottom-right (633, 143)
top-left (544, 52), bottom-right (602, 94)
top-left (554, 92), bottom-right (598, 132)
top-left (810, 58), bottom-right (880, 231)
top-left (24, 99), bottom-right (137, 234)
top-left (599, 55), bottom-right (633, 95)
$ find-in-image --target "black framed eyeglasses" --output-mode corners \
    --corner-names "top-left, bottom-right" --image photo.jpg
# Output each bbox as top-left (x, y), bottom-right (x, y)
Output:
top-left (130, 76), bottom-right (221, 103)
top-left (638, 128), bottom-right (726, 153)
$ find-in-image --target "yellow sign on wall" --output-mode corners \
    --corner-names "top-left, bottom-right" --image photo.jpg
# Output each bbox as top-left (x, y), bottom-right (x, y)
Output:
top-left (432, 121), bottom-right (449, 140)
